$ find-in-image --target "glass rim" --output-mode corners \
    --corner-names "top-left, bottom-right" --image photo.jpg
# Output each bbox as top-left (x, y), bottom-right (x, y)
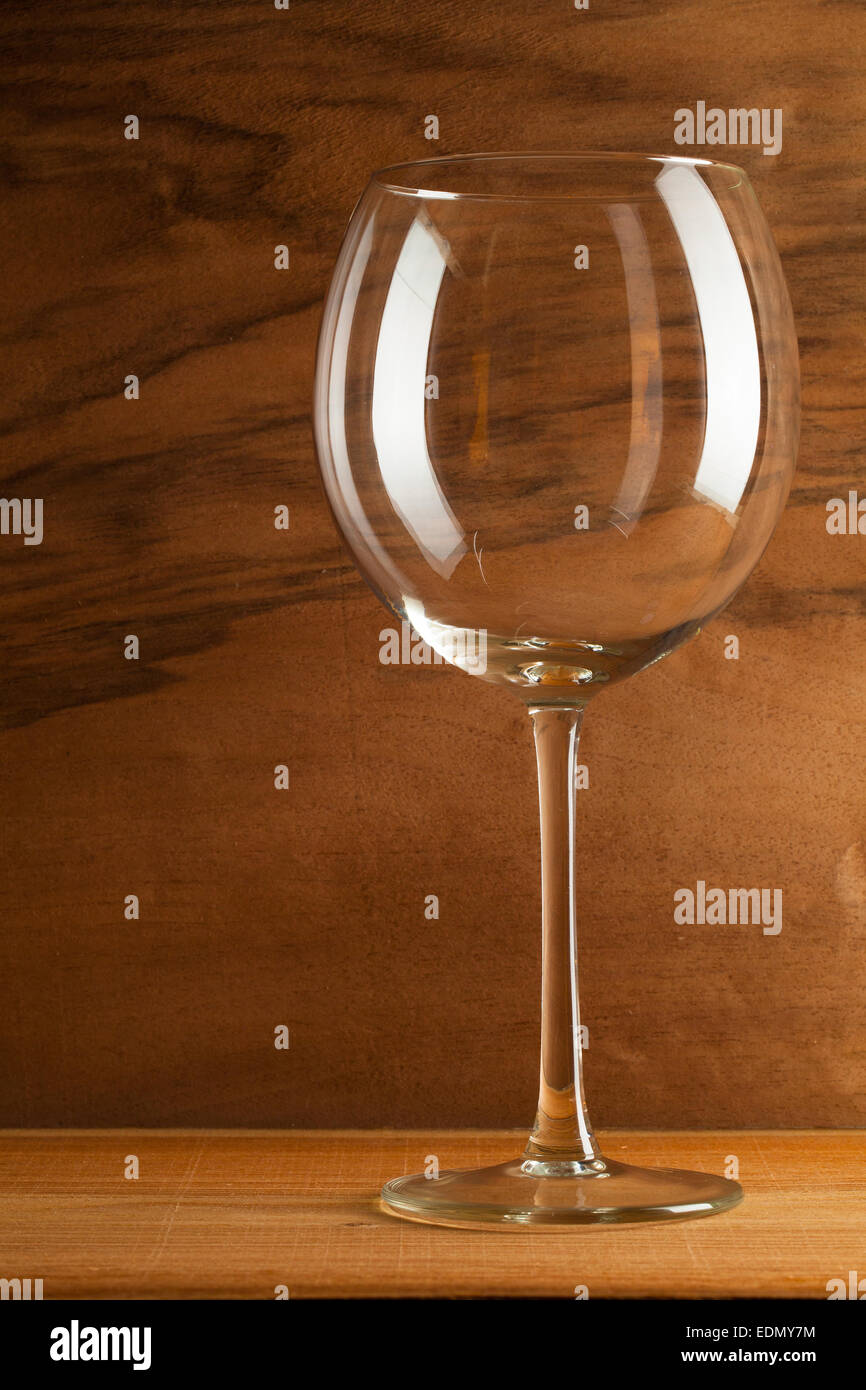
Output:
top-left (369, 150), bottom-right (751, 202)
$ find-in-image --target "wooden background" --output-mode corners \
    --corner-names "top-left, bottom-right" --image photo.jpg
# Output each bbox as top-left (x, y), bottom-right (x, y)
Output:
top-left (0, 0), bottom-right (863, 1130)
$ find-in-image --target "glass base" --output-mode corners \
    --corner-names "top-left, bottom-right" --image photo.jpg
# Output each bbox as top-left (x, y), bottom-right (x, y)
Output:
top-left (381, 1154), bottom-right (743, 1228)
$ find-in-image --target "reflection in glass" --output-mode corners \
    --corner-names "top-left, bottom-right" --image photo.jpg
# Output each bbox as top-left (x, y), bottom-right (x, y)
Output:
top-left (656, 161), bottom-right (761, 513)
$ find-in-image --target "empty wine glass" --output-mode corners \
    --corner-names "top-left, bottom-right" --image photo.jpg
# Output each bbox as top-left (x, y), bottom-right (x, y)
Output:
top-left (313, 153), bottom-right (799, 1226)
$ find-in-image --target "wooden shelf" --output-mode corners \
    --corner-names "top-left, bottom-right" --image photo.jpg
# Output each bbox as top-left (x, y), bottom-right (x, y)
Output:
top-left (0, 1130), bottom-right (861, 1299)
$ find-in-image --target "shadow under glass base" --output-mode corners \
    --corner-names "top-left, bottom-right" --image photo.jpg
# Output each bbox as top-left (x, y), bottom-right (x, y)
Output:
top-left (380, 1155), bottom-right (743, 1228)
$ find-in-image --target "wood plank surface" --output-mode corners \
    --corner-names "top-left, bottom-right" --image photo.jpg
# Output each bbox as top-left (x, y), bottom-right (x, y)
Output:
top-left (0, 1129), bottom-right (863, 1299)
top-left (0, 1), bottom-right (863, 1130)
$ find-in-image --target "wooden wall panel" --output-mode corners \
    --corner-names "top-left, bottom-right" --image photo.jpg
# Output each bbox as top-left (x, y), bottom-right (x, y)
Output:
top-left (0, 0), bottom-right (863, 1127)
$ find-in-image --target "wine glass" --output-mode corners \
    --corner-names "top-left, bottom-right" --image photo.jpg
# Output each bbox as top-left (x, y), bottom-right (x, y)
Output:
top-left (313, 153), bottom-right (799, 1226)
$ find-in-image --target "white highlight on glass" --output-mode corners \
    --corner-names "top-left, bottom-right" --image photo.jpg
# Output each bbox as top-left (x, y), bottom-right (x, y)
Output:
top-left (322, 214), bottom-right (401, 585)
top-left (372, 215), bottom-right (466, 576)
top-left (655, 162), bottom-right (761, 515)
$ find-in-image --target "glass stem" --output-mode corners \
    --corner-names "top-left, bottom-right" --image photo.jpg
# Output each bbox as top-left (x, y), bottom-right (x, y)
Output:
top-left (525, 705), bottom-right (599, 1162)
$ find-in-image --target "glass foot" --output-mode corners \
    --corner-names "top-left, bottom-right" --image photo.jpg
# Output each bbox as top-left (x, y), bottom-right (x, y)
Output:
top-left (381, 1155), bottom-right (743, 1228)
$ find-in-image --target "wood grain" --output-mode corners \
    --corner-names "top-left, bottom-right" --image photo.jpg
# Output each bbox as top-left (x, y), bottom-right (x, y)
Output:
top-left (0, 1), bottom-right (863, 1128)
top-left (0, 1129), bottom-right (862, 1298)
